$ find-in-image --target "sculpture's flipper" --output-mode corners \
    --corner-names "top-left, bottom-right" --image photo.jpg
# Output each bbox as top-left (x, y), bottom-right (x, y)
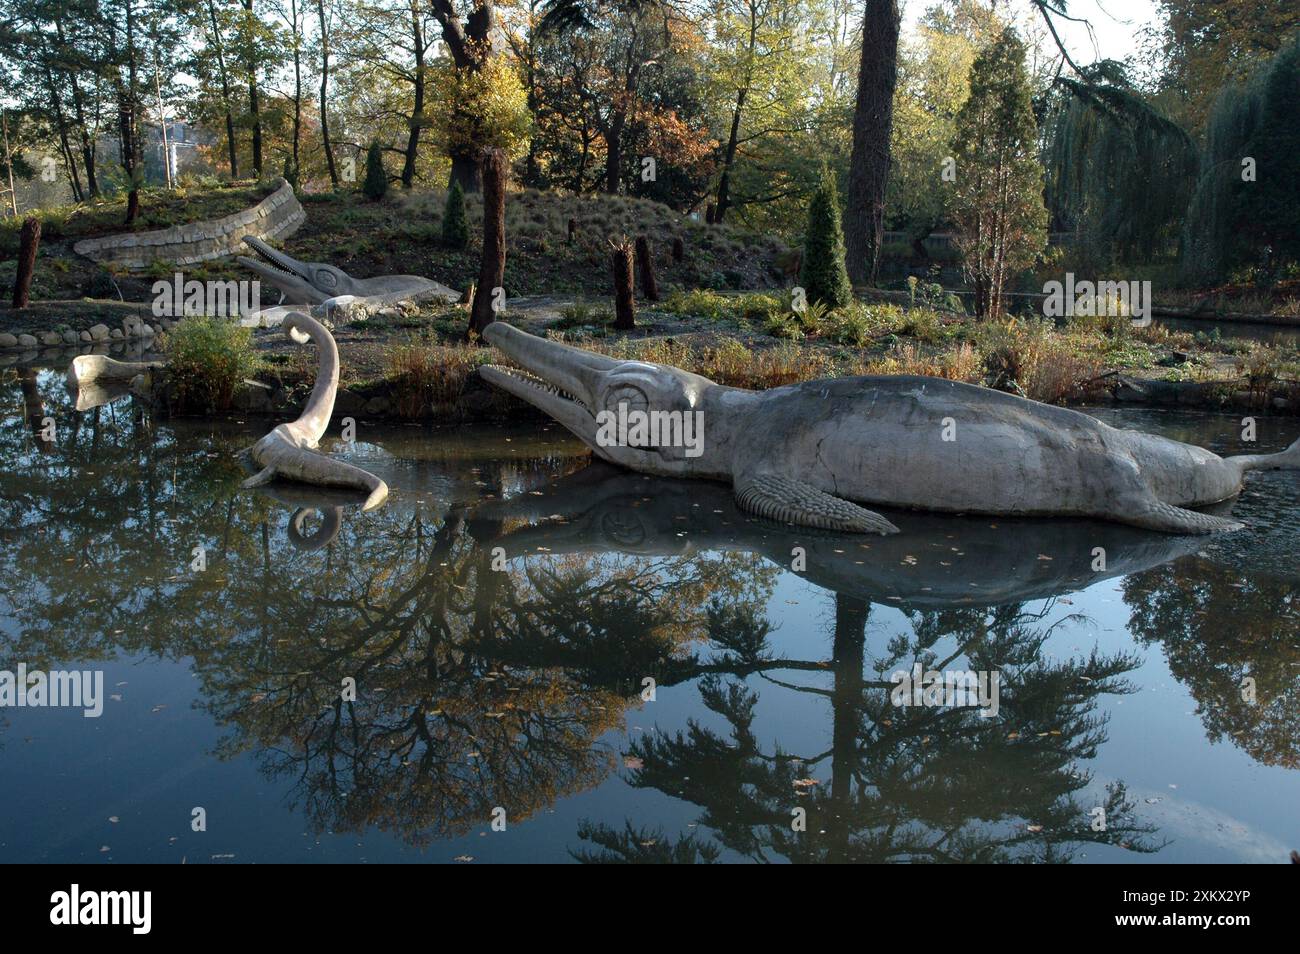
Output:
top-left (736, 473), bottom-right (900, 535)
top-left (243, 464), bottom-right (278, 488)
top-left (1120, 497), bottom-right (1244, 534)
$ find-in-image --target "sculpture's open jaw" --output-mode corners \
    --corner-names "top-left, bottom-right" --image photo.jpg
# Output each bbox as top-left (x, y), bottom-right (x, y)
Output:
top-left (237, 237), bottom-right (327, 304)
top-left (479, 322), bottom-right (615, 444)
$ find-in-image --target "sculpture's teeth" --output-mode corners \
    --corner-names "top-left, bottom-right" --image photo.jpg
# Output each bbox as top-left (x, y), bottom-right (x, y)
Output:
top-left (483, 365), bottom-right (588, 412)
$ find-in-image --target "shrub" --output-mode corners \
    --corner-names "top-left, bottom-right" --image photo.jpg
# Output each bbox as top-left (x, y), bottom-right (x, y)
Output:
top-left (443, 180), bottom-right (469, 249)
top-left (362, 141), bottom-right (388, 201)
top-left (163, 317), bottom-right (259, 413)
top-left (799, 168), bottom-right (852, 309)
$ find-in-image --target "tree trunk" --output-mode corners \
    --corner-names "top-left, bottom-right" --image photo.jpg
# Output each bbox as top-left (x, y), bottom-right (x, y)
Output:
top-left (206, 0), bottom-right (239, 178)
top-left (612, 242), bottom-right (635, 330)
top-left (468, 148), bottom-right (507, 338)
top-left (672, 236), bottom-right (683, 263)
top-left (13, 218), bottom-right (41, 308)
top-left (845, 0), bottom-right (901, 286)
top-left (714, 87), bottom-right (746, 223)
top-left (634, 235), bottom-right (658, 301)
top-left (401, 1), bottom-right (425, 188)
top-left (243, 0), bottom-right (263, 176)
top-left (121, 0), bottom-right (141, 225)
top-left (318, 0), bottom-right (338, 186)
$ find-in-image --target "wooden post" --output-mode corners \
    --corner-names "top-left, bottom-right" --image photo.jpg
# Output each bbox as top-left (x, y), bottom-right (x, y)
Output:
top-left (468, 148), bottom-right (508, 339)
top-left (612, 240), bottom-right (635, 330)
top-left (672, 236), bottom-right (684, 263)
top-left (635, 235), bottom-right (659, 301)
top-left (13, 217), bottom-right (41, 308)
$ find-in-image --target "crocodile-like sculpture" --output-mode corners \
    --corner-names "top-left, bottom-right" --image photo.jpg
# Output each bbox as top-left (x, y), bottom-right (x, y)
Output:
top-left (238, 236), bottom-right (457, 324)
top-left (479, 321), bottom-right (1300, 535)
top-left (240, 311), bottom-right (388, 511)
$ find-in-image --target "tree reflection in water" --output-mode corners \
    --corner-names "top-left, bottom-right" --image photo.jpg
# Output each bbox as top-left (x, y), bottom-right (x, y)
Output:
top-left (0, 376), bottom-right (1294, 860)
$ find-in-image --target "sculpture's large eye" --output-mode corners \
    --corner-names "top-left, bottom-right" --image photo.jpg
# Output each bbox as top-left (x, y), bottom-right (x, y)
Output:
top-left (605, 383), bottom-right (648, 418)
top-left (601, 510), bottom-right (646, 547)
top-left (315, 269), bottom-right (339, 290)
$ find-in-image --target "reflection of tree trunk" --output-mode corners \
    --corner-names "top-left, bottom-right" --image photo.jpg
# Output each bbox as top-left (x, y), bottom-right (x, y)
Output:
top-left (827, 593), bottom-right (868, 863)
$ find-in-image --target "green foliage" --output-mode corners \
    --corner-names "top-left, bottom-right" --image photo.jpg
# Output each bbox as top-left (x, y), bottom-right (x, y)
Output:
top-left (442, 181), bottom-right (469, 249)
top-left (1044, 62), bottom-right (1197, 266)
top-left (949, 27), bottom-right (1048, 318)
top-left (799, 169), bottom-right (852, 309)
top-left (362, 141), bottom-right (388, 201)
top-left (164, 317), bottom-right (259, 413)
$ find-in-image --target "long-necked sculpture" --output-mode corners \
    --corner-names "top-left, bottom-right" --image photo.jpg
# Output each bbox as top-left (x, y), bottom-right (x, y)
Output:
top-left (241, 312), bottom-right (388, 511)
top-left (480, 322), bottom-right (1300, 535)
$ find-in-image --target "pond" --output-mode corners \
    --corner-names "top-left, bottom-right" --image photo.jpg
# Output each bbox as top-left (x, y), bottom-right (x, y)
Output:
top-left (1, 368), bottom-right (1297, 863)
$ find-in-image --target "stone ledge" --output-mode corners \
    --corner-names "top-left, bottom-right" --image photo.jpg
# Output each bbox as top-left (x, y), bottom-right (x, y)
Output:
top-left (71, 178), bottom-right (305, 271)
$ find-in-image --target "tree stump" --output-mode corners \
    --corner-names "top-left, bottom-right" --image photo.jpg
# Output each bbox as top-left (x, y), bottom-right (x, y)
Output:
top-left (468, 149), bottom-right (508, 339)
top-left (611, 241), bottom-right (635, 330)
top-left (635, 235), bottom-right (659, 301)
top-left (12, 217), bottom-right (41, 308)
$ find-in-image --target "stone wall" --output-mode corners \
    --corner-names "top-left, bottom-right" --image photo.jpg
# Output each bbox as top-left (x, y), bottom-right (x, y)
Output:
top-left (73, 178), bottom-right (306, 270)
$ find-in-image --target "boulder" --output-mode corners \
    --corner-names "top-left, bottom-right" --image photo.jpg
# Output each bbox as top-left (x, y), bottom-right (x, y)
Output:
top-left (0, 332), bottom-right (17, 348)
top-left (88, 323), bottom-right (111, 341)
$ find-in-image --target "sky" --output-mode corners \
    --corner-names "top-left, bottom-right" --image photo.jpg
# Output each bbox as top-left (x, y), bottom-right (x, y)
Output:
top-left (904, 0), bottom-right (1163, 67)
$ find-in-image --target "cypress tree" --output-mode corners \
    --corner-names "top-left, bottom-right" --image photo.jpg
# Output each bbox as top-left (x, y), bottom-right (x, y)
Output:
top-left (443, 180), bottom-right (469, 249)
top-left (799, 169), bottom-right (853, 309)
top-left (362, 140), bottom-right (388, 201)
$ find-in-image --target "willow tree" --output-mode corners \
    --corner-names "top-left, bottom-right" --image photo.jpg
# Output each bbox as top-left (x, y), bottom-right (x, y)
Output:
top-left (949, 27), bottom-right (1047, 319)
top-left (1042, 62), bottom-right (1197, 267)
top-left (1182, 36), bottom-right (1300, 283)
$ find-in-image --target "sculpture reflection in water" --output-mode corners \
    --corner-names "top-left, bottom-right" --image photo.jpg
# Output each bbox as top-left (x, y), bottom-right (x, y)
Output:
top-left (3, 380), bottom-right (1295, 858)
top-left (478, 464), bottom-right (1185, 862)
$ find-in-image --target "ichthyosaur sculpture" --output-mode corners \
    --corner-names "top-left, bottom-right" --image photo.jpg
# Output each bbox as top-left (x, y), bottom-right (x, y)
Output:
top-left (240, 311), bottom-right (388, 511)
top-left (478, 321), bottom-right (1300, 535)
top-left (238, 236), bottom-right (458, 323)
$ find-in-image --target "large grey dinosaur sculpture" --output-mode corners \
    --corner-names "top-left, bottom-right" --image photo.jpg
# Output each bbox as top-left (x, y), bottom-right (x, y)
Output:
top-left (240, 312), bottom-right (388, 511)
top-left (238, 236), bottom-right (458, 314)
top-left (479, 322), bottom-right (1300, 535)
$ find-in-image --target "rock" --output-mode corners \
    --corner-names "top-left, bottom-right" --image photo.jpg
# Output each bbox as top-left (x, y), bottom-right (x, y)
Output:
top-left (80, 330), bottom-right (93, 342)
top-left (333, 389), bottom-right (366, 416)
top-left (1113, 376), bottom-right (1147, 402)
top-left (110, 328), bottom-right (124, 339)
top-left (0, 332), bottom-right (18, 348)
top-left (18, 333), bottom-right (39, 348)
top-left (41, 332), bottom-right (63, 346)
top-left (363, 396), bottom-right (391, 416)
top-left (151, 323), bottom-right (164, 336)
top-left (88, 323), bottom-right (111, 341)
top-left (63, 330), bottom-right (80, 344)
top-left (1272, 397), bottom-right (1290, 411)
top-left (233, 380), bottom-right (273, 411)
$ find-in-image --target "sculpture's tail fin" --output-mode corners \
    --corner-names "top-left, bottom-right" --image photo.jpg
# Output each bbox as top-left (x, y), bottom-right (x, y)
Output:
top-left (1231, 434), bottom-right (1300, 473)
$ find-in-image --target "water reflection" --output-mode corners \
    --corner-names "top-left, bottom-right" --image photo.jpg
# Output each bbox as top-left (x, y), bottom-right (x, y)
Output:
top-left (0, 371), bottom-right (1295, 861)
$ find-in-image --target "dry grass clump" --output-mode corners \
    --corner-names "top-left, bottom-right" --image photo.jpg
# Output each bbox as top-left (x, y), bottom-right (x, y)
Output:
top-left (386, 336), bottom-right (494, 418)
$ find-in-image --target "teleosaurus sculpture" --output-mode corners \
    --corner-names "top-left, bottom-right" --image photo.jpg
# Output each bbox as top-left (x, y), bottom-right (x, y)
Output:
top-left (479, 321), bottom-right (1300, 535)
top-left (241, 312), bottom-right (388, 511)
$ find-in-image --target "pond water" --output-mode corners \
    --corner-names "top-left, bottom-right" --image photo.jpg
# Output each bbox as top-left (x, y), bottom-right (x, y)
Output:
top-left (1, 369), bottom-right (1297, 863)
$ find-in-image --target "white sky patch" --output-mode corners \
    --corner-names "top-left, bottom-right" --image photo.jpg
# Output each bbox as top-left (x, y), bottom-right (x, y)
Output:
top-left (903, 0), bottom-right (1161, 67)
